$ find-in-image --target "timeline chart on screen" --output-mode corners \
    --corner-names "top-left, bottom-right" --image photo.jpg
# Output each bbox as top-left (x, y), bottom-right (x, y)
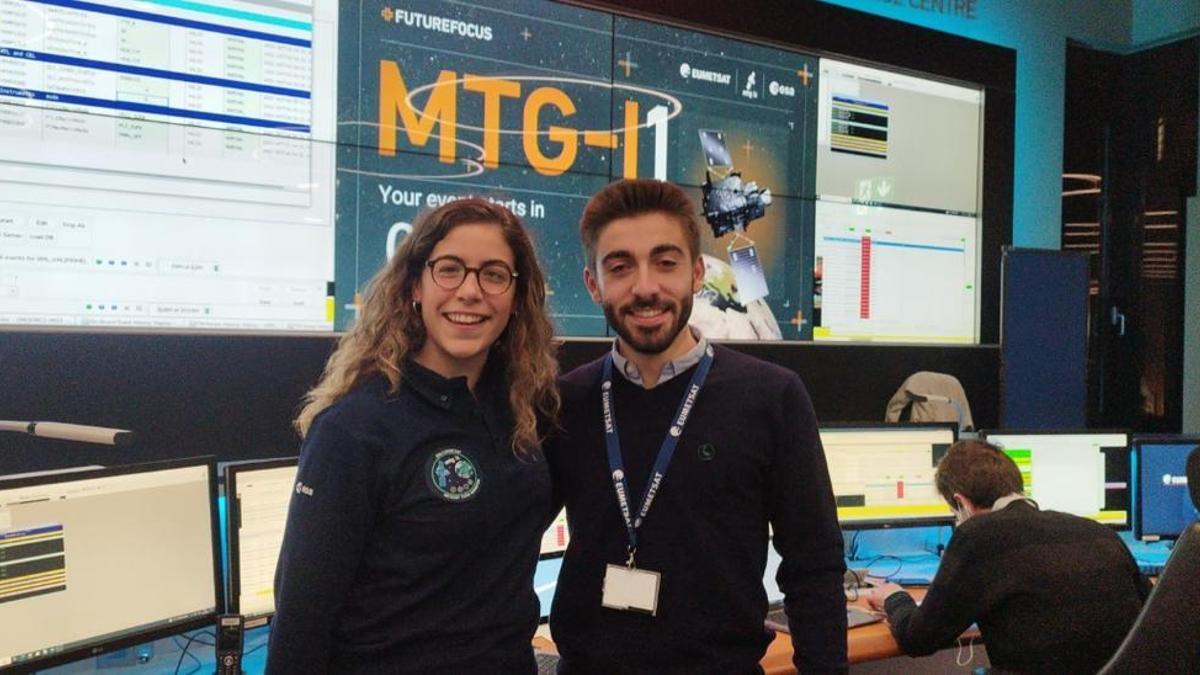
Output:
top-left (0, 524), bottom-right (67, 603)
top-left (985, 432), bottom-right (1130, 526)
top-left (0, 0), bottom-right (315, 184)
top-left (813, 201), bottom-right (977, 343)
top-left (0, 0), bottom-right (339, 331)
top-left (820, 426), bottom-right (956, 525)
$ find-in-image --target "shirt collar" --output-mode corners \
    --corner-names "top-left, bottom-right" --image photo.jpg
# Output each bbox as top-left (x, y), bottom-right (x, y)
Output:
top-left (610, 327), bottom-right (709, 389)
top-left (403, 357), bottom-right (499, 410)
top-left (991, 493), bottom-right (1038, 512)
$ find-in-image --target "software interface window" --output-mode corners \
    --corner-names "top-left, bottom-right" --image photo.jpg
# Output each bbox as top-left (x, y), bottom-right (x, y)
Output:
top-left (540, 508), bottom-right (568, 556)
top-left (821, 426), bottom-right (956, 526)
top-left (230, 463), bottom-right (295, 619)
top-left (1136, 440), bottom-right (1200, 540)
top-left (0, 465), bottom-right (216, 668)
top-left (814, 58), bottom-right (982, 343)
top-left (0, 0), bottom-right (339, 330)
top-left (985, 432), bottom-right (1130, 526)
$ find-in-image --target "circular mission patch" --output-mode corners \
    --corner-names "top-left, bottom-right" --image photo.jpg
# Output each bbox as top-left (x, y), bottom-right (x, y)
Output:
top-left (428, 448), bottom-right (481, 501)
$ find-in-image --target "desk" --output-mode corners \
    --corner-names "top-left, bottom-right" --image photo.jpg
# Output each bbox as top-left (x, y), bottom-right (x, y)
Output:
top-left (759, 588), bottom-right (982, 673)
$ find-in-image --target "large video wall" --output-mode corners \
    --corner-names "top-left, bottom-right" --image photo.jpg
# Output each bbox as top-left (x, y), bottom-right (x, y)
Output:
top-left (0, 0), bottom-right (984, 343)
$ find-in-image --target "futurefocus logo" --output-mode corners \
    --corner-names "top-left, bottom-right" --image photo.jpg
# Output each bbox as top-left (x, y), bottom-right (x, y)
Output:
top-left (380, 6), bottom-right (493, 41)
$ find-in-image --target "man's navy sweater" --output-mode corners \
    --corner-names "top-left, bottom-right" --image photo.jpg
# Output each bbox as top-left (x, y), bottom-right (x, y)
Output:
top-left (547, 344), bottom-right (848, 674)
top-left (267, 360), bottom-right (551, 674)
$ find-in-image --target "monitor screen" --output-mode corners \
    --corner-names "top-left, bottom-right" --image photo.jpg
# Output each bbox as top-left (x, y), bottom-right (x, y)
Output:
top-left (813, 58), bottom-right (983, 343)
top-left (982, 431), bottom-right (1130, 527)
top-left (1134, 437), bottom-right (1200, 541)
top-left (540, 508), bottom-right (569, 558)
top-left (820, 423), bottom-right (958, 528)
top-left (0, 0), bottom-right (339, 331)
top-left (226, 459), bottom-right (297, 621)
top-left (0, 459), bottom-right (219, 671)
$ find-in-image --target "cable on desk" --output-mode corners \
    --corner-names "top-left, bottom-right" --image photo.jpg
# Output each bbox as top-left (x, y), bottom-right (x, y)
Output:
top-left (173, 630), bottom-right (215, 675)
top-left (860, 555), bottom-right (904, 581)
top-left (955, 634), bottom-right (976, 667)
top-left (170, 637), bottom-right (201, 675)
top-left (848, 530), bottom-right (863, 560)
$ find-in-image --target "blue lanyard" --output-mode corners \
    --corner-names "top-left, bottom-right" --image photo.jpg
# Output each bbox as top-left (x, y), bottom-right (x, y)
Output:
top-left (601, 345), bottom-right (714, 560)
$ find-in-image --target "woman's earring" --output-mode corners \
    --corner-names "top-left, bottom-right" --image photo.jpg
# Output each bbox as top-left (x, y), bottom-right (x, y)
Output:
top-left (412, 300), bottom-right (419, 310)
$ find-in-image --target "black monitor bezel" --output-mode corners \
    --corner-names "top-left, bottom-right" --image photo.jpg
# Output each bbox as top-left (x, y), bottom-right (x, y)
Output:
top-left (819, 421), bottom-right (958, 530)
top-left (0, 456), bottom-right (222, 674)
top-left (1131, 434), bottom-right (1200, 542)
top-left (979, 428), bottom-right (1132, 529)
top-left (224, 457), bottom-right (299, 624)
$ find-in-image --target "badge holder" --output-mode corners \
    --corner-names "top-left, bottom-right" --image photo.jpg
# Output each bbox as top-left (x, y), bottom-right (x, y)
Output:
top-left (601, 549), bottom-right (660, 615)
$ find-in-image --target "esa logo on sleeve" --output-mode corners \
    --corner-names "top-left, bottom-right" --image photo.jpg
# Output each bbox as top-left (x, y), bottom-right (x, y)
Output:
top-left (427, 448), bottom-right (481, 501)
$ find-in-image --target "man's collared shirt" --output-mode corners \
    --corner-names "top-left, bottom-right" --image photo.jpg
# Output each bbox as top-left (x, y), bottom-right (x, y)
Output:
top-left (609, 327), bottom-right (709, 389)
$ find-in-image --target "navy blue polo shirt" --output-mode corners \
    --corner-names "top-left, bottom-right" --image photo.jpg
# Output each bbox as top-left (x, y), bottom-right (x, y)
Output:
top-left (267, 358), bottom-right (552, 674)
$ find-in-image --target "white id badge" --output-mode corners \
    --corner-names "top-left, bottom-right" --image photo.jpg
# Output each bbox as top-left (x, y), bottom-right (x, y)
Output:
top-left (601, 564), bottom-right (660, 615)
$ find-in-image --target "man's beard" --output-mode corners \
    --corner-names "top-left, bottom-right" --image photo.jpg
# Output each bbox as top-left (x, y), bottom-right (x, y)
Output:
top-left (602, 293), bottom-right (693, 355)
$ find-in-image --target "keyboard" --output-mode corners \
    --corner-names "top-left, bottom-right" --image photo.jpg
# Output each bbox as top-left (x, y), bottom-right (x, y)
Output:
top-left (765, 605), bottom-right (883, 632)
top-left (534, 650), bottom-right (559, 674)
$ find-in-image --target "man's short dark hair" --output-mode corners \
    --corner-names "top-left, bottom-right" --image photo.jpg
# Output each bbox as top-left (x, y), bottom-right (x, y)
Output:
top-left (935, 439), bottom-right (1025, 509)
top-left (578, 179), bottom-right (701, 271)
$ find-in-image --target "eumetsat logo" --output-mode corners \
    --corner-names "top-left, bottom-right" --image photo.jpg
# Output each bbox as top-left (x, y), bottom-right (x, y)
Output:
top-left (678, 62), bottom-right (731, 85)
top-left (380, 6), bottom-right (493, 41)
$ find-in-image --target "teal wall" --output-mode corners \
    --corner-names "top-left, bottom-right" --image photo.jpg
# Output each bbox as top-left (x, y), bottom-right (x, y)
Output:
top-left (1132, 0), bottom-right (1200, 47)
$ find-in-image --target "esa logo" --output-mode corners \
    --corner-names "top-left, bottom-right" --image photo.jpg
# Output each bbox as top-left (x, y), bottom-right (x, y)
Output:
top-left (769, 80), bottom-right (796, 97)
top-left (295, 481), bottom-right (314, 497)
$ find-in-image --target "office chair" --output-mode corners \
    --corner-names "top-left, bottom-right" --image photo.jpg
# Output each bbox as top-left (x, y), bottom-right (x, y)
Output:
top-left (884, 371), bottom-right (974, 431)
top-left (1096, 447), bottom-right (1200, 674)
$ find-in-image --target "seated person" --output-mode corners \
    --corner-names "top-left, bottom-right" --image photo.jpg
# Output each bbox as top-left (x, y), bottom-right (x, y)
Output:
top-left (865, 439), bottom-right (1150, 674)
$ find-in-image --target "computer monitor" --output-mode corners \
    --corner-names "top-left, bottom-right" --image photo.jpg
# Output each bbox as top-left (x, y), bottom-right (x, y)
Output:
top-left (980, 430), bottom-right (1130, 527)
top-left (540, 508), bottom-right (569, 560)
top-left (820, 423), bottom-right (958, 529)
top-left (225, 458), bottom-right (298, 624)
top-left (0, 458), bottom-right (220, 671)
top-left (534, 556), bottom-right (563, 625)
top-left (1133, 436), bottom-right (1200, 541)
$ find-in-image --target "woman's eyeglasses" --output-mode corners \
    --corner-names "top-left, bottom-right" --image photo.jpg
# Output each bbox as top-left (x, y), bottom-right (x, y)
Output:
top-left (425, 256), bottom-right (517, 295)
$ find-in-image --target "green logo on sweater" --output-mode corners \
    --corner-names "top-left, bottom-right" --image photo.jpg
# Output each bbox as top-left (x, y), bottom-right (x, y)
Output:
top-left (429, 448), bottom-right (480, 501)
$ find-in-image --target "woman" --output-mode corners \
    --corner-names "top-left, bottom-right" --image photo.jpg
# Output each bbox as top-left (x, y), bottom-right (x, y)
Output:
top-left (267, 198), bottom-right (560, 674)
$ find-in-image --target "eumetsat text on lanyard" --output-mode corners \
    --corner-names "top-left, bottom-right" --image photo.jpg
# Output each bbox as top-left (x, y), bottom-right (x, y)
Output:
top-left (598, 345), bottom-right (714, 615)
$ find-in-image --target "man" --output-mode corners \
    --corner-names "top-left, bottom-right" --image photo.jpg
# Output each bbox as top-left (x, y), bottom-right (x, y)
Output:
top-left (865, 439), bottom-right (1151, 674)
top-left (547, 179), bottom-right (847, 674)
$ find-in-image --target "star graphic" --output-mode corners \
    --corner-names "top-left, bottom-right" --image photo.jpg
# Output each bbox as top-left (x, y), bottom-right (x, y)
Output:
top-left (381, 6), bottom-right (394, 21)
